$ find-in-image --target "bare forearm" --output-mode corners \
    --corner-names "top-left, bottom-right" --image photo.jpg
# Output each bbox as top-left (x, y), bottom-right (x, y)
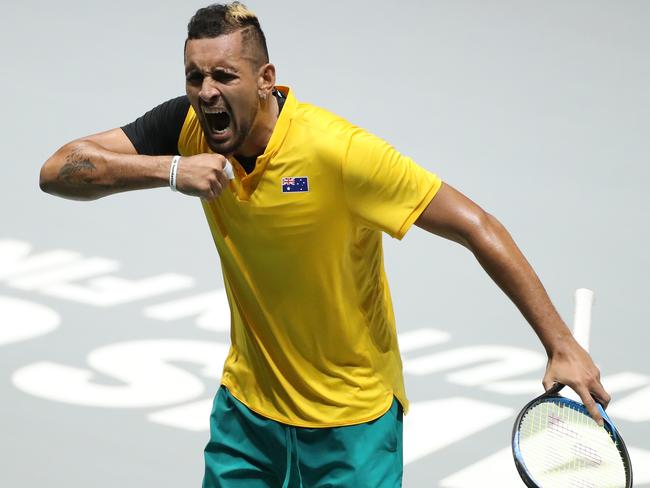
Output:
top-left (416, 184), bottom-right (609, 416)
top-left (466, 212), bottom-right (572, 354)
top-left (40, 140), bottom-right (171, 201)
top-left (466, 213), bottom-right (611, 415)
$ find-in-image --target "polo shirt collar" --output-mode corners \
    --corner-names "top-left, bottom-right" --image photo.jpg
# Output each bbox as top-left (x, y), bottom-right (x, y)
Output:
top-left (232, 86), bottom-right (295, 200)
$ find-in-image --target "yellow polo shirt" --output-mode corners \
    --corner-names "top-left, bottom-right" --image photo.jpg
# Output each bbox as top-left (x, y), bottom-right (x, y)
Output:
top-left (178, 87), bottom-right (442, 427)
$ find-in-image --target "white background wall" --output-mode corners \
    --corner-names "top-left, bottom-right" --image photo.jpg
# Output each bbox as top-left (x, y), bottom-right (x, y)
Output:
top-left (2, 1), bottom-right (648, 486)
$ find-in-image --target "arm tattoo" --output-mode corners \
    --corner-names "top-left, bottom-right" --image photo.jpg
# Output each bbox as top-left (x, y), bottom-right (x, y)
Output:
top-left (58, 148), bottom-right (97, 185)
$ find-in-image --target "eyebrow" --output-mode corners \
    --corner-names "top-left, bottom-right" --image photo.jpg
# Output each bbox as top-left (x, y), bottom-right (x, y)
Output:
top-left (184, 65), bottom-right (239, 76)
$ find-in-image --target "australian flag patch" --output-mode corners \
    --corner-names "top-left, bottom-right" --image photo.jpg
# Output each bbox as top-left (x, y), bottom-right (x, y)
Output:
top-left (281, 176), bottom-right (309, 193)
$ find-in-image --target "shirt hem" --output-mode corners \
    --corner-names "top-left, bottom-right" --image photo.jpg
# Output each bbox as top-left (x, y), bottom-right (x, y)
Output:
top-left (393, 176), bottom-right (443, 240)
top-left (220, 379), bottom-right (397, 428)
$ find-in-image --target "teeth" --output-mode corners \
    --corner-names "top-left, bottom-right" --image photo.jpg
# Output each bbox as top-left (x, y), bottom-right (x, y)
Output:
top-left (204, 110), bottom-right (231, 133)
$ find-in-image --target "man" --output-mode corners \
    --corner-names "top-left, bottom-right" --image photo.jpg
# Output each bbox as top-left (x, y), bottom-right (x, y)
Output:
top-left (40, 2), bottom-right (610, 487)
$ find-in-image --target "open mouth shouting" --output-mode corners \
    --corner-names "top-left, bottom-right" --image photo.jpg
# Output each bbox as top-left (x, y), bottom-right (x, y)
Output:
top-left (202, 107), bottom-right (233, 143)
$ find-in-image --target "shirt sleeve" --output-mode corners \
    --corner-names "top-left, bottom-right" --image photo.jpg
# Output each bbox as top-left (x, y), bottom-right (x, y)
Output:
top-left (342, 127), bottom-right (442, 239)
top-left (121, 96), bottom-right (190, 156)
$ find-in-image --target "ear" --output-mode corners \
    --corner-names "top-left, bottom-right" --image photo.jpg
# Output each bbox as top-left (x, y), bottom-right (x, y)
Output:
top-left (257, 63), bottom-right (276, 100)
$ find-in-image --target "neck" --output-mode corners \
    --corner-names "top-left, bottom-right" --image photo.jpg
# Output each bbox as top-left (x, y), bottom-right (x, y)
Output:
top-left (236, 95), bottom-right (279, 158)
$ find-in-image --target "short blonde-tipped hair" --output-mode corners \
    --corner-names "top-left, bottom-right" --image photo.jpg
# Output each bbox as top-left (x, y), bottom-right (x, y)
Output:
top-left (225, 2), bottom-right (258, 24)
top-left (187, 2), bottom-right (269, 64)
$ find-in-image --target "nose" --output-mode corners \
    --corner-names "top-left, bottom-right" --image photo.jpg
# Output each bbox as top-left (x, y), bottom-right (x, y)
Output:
top-left (199, 77), bottom-right (220, 104)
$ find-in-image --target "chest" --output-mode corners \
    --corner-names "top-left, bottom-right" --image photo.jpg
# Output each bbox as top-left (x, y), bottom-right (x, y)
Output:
top-left (206, 154), bottom-right (349, 256)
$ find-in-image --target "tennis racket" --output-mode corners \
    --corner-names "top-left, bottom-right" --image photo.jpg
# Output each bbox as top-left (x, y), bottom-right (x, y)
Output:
top-left (511, 289), bottom-right (633, 487)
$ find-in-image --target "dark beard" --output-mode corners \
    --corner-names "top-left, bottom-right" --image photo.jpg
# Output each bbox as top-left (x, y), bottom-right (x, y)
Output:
top-left (202, 105), bottom-right (258, 156)
top-left (205, 131), bottom-right (245, 156)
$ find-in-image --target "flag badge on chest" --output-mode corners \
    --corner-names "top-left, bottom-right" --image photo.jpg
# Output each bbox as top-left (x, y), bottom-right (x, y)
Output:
top-left (281, 176), bottom-right (309, 193)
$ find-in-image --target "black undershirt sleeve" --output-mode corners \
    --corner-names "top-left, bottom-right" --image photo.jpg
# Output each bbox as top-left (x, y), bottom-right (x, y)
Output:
top-left (121, 96), bottom-right (190, 156)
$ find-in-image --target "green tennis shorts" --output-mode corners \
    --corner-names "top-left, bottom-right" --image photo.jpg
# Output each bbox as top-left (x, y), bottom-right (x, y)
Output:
top-left (202, 386), bottom-right (403, 487)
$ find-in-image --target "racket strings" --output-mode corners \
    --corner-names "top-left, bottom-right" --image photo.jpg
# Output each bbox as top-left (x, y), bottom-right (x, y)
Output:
top-left (518, 400), bottom-right (627, 488)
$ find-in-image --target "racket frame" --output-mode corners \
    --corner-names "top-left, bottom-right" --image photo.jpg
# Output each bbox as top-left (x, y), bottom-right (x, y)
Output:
top-left (511, 383), bottom-right (633, 488)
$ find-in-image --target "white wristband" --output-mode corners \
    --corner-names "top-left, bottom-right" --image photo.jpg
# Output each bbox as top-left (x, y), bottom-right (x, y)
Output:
top-left (223, 159), bottom-right (235, 180)
top-left (169, 155), bottom-right (181, 192)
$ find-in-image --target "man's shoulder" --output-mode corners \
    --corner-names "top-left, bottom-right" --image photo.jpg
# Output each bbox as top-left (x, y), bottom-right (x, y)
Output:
top-left (290, 100), bottom-right (362, 149)
top-left (276, 87), bottom-right (357, 140)
top-left (121, 95), bottom-right (192, 156)
top-left (157, 95), bottom-right (191, 113)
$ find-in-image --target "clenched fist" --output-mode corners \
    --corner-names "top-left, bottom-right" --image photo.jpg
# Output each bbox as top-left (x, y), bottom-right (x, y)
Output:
top-left (175, 153), bottom-right (234, 200)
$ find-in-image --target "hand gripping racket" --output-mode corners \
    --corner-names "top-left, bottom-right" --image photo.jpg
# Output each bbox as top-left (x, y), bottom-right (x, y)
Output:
top-left (511, 289), bottom-right (633, 487)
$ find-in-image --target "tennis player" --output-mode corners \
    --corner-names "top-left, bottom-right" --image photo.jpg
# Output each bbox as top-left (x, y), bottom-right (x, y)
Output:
top-left (39, 3), bottom-right (611, 487)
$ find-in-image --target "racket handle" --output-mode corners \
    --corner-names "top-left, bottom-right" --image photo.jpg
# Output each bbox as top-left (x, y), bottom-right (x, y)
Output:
top-left (573, 288), bottom-right (594, 352)
top-left (223, 160), bottom-right (235, 180)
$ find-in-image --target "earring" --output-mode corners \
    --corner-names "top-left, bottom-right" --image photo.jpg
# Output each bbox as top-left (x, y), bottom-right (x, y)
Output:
top-left (259, 91), bottom-right (267, 101)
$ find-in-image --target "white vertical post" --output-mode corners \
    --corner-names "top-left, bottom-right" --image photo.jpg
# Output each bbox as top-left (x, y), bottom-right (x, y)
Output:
top-left (573, 288), bottom-right (594, 352)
